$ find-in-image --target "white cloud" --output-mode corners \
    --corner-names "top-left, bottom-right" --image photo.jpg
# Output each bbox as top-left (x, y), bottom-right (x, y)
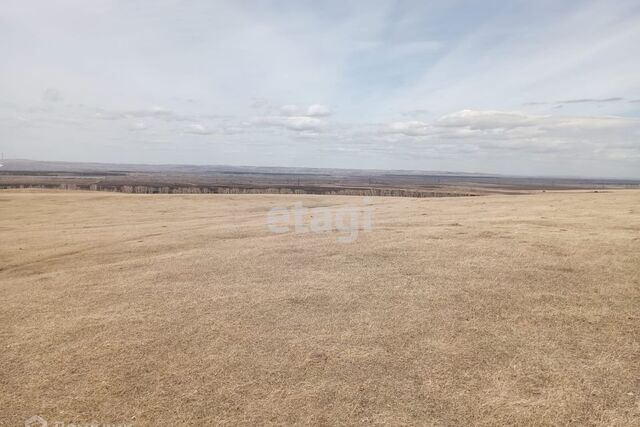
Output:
top-left (2, 1), bottom-right (640, 177)
top-left (279, 105), bottom-right (302, 116)
top-left (385, 120), bottom-right (431, 136)
top-left (257, 115), bottom-right (324, 132)
top-left (279, 104), bottom-right (331, 117)
top-left (252, 103), bottom-right (333, 133)
top-left (435, 110), bottom-right (536, 130)
top-left (93, 106), bottom-right (187, 121)
top-left (384, 109), bottom-right (640, 158)
top-left (185, 123), bottom-right (213, 135)
top-left (306, 104), bottom-right (331, 117)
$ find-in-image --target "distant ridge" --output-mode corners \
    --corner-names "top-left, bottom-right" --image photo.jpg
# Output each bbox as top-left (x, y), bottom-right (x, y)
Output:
top-left (2, 158), bottom-right (637, 181)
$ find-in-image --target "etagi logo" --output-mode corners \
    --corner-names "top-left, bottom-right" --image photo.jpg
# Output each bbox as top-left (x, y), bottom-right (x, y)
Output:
top-left (267, 198), bottom-right (373, 243)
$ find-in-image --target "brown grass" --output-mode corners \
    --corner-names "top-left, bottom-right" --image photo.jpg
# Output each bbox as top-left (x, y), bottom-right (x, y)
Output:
top-left (1, 190), bottom-right (639, 426)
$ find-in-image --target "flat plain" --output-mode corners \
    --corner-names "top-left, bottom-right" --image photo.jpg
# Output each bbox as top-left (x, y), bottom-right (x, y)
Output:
top-left (1, 190), bottom-right (639, 425)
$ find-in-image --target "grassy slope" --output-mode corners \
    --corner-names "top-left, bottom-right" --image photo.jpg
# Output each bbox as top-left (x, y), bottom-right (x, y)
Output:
top-left (1, 190), bottom-right (639, 425)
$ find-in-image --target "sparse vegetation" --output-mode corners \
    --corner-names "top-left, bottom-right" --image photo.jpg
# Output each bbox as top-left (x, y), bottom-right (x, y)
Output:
top-left (1, 189), bottom-right (639, 425)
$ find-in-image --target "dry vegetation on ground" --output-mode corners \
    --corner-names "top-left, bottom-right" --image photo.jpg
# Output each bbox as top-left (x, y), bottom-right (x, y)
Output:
top-left (1, 190), bottom-right (639, 425)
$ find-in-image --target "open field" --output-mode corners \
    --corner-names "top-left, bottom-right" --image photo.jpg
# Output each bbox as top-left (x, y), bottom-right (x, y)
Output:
top-left (1, 190), bottom-right (639, 425)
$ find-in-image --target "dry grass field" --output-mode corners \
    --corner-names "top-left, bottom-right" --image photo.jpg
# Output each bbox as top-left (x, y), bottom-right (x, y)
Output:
top-left (1, 190), bottom-right (639, 426)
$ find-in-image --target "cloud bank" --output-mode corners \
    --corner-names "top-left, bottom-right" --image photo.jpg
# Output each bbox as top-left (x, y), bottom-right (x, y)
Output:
top-left (1, 0), bottom-right (639, 177)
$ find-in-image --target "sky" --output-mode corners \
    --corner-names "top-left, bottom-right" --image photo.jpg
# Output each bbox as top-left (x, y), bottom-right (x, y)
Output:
top-left (1, 0), bottom-right (640, 178)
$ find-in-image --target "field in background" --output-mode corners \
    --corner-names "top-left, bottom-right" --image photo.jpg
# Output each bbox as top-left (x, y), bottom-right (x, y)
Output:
top-left (2, 159), bottom-right (639, 197)
top-left (1, 190), bottom-right (639, 425)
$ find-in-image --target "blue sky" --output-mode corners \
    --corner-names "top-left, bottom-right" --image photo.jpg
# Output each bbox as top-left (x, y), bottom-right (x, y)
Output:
top-left (1, 0), bottom-right (640, 177)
